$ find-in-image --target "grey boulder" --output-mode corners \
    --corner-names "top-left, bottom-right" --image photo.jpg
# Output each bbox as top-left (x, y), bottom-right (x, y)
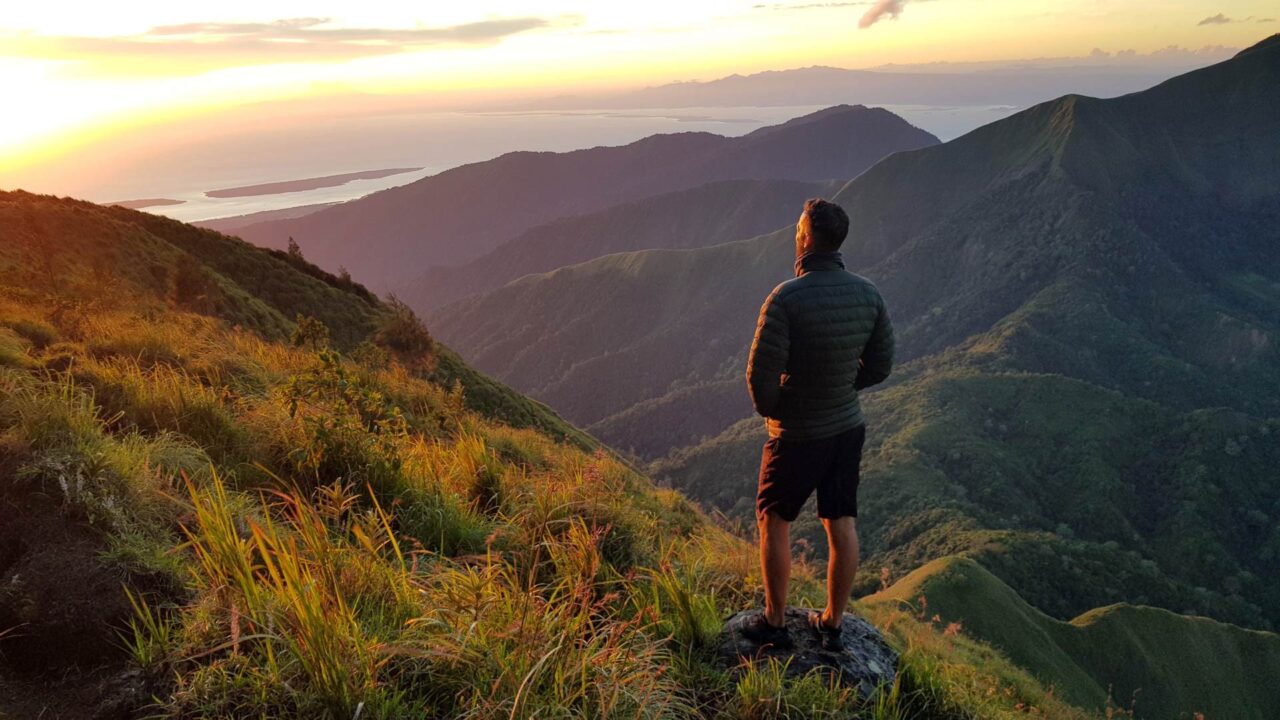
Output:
top-left (716, 607), bottom-right (899, 699)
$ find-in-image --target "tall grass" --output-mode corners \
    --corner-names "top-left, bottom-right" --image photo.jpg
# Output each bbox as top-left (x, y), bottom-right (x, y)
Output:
top-left (166, 472), bottom-right (698, 718)
top-left (723, 658), bottom-right (859, 719)
top-left (407, 557), bottom-right (694, 718)
top-left (123, 587), bottom-right (178, 671)
top-left (0, 367), bottom-right (206, 533)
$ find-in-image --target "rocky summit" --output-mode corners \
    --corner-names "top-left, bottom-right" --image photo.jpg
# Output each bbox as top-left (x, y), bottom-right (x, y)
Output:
top-left (717, 608), bottom-right (899, 699)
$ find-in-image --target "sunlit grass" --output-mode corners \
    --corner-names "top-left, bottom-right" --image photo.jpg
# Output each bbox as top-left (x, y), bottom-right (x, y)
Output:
top-left (0, 286), bottom-right (1086, 719)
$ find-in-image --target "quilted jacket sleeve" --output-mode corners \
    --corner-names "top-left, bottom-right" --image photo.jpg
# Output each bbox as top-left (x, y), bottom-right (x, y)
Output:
top-left (855, 295), bottom-right (894, 390)
top-left (747, 286), bottom-right (790, 418)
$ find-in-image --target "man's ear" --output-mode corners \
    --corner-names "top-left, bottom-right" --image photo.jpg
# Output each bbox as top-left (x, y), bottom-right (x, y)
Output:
top-left (795, 229), bottom-right (811, 253)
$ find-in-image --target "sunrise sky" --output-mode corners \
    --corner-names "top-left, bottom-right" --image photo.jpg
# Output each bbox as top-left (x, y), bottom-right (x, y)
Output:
top-left (2, 0), bottom-right (1275, 178)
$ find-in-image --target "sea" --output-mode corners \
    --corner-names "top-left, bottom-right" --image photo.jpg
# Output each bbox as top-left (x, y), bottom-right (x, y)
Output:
top-left (35, 103), bottom-right (1018, 223)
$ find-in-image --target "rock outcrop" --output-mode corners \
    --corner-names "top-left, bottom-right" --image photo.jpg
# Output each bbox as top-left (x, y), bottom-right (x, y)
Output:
top-left (717, 608), bottom-right (898, 699)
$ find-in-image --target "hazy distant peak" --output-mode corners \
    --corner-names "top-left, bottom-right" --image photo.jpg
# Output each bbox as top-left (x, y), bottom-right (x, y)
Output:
top-left (784, 103), bottom-right (870, 120)
top-left (618, 130), bottom-right (731, 149)
top-left (743, 103), bottom-right (919, 139)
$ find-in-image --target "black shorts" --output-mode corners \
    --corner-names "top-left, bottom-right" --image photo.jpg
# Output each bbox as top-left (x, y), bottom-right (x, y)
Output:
top-left (757, 424), bottom-right (865, 522)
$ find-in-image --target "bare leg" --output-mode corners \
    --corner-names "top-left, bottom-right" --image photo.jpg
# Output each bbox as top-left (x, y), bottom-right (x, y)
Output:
top-left (759, 510), bottom-right (792, 626)
top-left (821, 516), bottom-right (859, 628)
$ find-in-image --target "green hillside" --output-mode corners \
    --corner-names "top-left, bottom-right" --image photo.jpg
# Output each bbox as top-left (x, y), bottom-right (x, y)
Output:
top-left (405, 178), bottom-right (838, 313)
top-left (867, 556), bottom-right (1280, 719)
top-left (437, 37), bottom-right (1280, 632)
top-left (0, 192), bottom-right (1095, 718)
top-left (0, 190), bottom-right (592, 449)
top-left (432, 229), bottom-right (787, 444)
top-left (655, 367), bottom-right (1280, 628)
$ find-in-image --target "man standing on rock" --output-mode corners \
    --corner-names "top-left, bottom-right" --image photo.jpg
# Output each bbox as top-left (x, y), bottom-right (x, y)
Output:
top-left (741, 198), bottom-right (895, 651)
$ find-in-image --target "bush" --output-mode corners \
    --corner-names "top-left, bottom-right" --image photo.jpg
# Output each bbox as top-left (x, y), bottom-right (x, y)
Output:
top-left (374, 296), bottom-right (435, 371)
top-left (290, 314), bottom-right (330, 350)
top-left (281, 350), bottom-right (408, 494)
top-left (171, 253), bottom-right (216, 313)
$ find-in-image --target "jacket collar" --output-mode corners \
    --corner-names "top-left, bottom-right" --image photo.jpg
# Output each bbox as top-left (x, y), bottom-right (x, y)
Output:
top-left (794, 251), bottom-right (846, 277)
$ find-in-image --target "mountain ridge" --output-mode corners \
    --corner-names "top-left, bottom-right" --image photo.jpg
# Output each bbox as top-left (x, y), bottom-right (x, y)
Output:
top-left (231, 105), bottom-right (939, 289)
top-left (524, 61), bottom-right (1217, 112)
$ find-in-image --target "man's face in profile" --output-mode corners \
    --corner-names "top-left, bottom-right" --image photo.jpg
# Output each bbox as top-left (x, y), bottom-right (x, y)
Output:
top-left (795, 213), bottom-right (811, 256)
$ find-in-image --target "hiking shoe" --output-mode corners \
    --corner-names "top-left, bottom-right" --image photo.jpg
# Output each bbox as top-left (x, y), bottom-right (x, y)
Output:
top-left (808, 611), bottom-right (844, 652)
top-left (740, 612), bottom-right (792, 648)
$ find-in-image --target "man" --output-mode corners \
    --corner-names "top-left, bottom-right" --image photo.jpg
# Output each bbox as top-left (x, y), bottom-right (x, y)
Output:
top-left (741, 198), bottom-right (894, 651)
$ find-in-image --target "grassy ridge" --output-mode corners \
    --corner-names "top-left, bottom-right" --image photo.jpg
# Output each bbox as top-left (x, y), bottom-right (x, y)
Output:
top-left (0, 190), bottom-right (590, 446)
top-left (0, 190), bottom-right (380, 345)
top-left (0, 193), bottom-right (1088, 718)
top-left (0, 296), bottom-right (1083, 718)
top-left (868, 557), bottom-right (1280, 719)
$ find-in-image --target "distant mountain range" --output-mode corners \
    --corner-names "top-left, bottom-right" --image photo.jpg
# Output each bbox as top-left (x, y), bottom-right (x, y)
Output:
top-left (231, 105), bottom-right (938, 290)
top-left (527, 61), bottom-right (1219, 111)
top-left (435, 36), bottom-right (1280, 629)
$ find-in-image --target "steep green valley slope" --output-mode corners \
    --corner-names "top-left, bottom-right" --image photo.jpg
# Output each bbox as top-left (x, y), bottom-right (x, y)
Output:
top-left (867, 557), bottom-right (1280, 719)
top-left (405, 178), bottom-right (839, 312)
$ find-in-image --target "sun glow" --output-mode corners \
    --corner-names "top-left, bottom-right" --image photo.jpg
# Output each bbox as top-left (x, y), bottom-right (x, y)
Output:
top-left (3, 0), bottom-right (1275, 189)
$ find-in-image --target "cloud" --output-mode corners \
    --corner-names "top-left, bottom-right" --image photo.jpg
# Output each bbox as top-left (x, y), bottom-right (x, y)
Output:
top-left (753, 0), bottom-right (928, 28)
top-left (1, 16), bottom-right (560, 73)
top-left (754, 2), bottom-right (866, 9)
top-left (860, 0), bottom-right (907, 28)
top-left (1195, 13), bottom-right (1274, 25)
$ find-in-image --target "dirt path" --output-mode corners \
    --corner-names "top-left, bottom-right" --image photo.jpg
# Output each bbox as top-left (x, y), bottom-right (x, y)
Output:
top-left (0, 474), bottom-right (157, 719)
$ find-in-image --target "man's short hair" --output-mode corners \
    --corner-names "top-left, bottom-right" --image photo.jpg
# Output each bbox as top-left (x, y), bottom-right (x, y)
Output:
top-left (800, 198), bottom-right (850, 250)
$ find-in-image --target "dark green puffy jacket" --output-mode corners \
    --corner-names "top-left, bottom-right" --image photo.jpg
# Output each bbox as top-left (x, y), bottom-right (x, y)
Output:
top-left (746, 251), bottom-right (894, 439)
